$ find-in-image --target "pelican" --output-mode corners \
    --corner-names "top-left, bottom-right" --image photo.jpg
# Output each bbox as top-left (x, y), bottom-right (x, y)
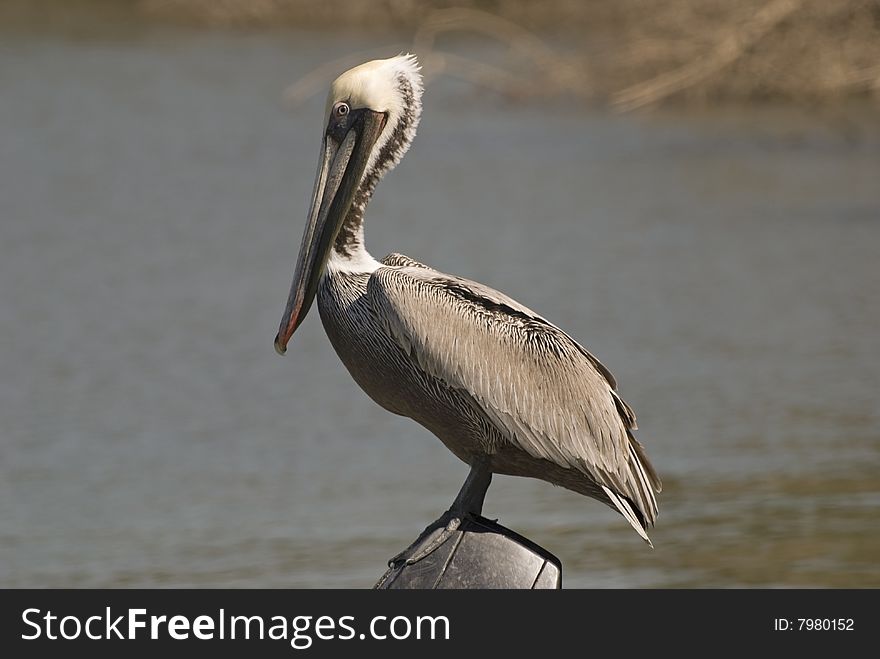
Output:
top-left (275, 55), bottom-right (661, 561)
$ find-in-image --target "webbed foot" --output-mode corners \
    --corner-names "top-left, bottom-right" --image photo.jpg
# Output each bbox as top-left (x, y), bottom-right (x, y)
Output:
top-left (388, 511), bottom-right (473, 567)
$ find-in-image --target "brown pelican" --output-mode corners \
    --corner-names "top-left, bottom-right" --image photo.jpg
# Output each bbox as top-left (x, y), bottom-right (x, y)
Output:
top-left (275, 55), bottom-right (661, 560)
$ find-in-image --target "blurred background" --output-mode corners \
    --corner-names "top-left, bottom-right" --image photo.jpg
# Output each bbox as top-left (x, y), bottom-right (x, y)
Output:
top-left (1, 0), bottom-right (878, 587)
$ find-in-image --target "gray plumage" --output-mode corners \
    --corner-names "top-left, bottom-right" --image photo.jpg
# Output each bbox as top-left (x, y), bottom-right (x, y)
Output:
top-left (319, 253), bottom-right (661, 544)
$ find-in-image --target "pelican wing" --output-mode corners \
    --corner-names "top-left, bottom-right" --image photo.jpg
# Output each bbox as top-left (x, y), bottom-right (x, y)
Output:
top-left (369, 255), bottom-right (661, 541)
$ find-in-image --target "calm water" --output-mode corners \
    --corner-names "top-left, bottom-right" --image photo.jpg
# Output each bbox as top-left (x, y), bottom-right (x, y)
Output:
top-left (2, 15), bottom-right (879, 588)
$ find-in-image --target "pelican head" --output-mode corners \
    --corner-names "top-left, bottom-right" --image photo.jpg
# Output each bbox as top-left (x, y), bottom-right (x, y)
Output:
top-left (275, 54), bottom-right (423, 355)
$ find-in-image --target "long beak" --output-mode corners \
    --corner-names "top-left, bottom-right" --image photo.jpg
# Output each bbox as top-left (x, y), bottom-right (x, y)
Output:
top-left (274, 110), bottom-right (386, 355)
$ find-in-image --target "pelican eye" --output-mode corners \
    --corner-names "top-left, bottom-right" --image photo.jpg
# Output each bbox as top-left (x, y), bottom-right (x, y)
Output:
top-left (334, 102), bottom-right (350, 118)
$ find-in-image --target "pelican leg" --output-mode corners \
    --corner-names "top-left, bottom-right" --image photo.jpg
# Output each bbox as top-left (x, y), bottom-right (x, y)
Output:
top-left (388, 458), bottom-right (492, 567)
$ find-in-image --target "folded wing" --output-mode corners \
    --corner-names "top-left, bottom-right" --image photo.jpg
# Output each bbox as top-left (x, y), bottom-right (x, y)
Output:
top-left (369, 256), bottom-right (661, 543)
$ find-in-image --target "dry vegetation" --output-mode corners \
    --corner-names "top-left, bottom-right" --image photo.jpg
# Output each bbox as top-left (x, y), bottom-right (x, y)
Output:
top-left (140, 1), bottom-right (880, 108)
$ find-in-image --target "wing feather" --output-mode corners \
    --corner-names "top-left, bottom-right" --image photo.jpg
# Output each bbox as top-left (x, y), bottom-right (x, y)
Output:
top-left (369, 259), bottom-right (661, 538)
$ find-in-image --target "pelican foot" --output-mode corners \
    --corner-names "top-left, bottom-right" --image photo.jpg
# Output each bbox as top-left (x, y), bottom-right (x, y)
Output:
top-left (388, 511), bottom-right (471, 567)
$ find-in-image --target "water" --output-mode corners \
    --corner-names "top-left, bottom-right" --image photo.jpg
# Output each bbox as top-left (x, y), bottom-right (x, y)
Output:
top-left (2, 12), bottom-right (879, 588)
